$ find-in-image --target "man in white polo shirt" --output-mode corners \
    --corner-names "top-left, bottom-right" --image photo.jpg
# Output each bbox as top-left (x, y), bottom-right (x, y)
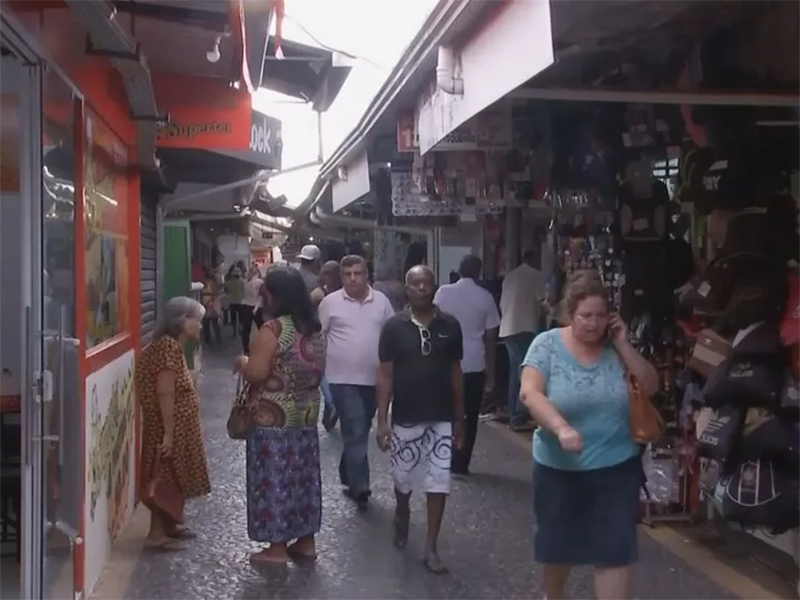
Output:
top-left (499, 249), bottom-right (545, 431)
top-left (318, 255), bottom-right (395, 507)
top-left (433, 255), bottom-right (500, 476)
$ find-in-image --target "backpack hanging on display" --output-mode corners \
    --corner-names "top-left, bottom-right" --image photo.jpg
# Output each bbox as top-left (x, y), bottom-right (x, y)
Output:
top-left (703, 355), bottom-right (784, 410)
top-left (617, 163), bottom-right (670, 243)
top-left (738, 408), bottom-right (799, 471)
top-left (721, 459), bottom-right (800, 535)
top-left (696, 405), bottom-right (745, 466)
top-left (621, 245), bottom-right (672, 321)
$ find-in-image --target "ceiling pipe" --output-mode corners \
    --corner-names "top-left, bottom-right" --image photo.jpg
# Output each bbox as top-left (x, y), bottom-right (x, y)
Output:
top-left (66, 0), bottom-right (162, 171)
top-left (436, 45), bottom-right (463, 95)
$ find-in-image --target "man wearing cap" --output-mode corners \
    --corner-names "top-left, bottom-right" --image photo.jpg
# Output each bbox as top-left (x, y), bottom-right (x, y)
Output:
top-left (297, 244), bottom-right (322, 293)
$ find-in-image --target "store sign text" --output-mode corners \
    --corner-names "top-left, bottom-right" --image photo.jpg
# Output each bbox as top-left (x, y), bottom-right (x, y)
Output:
top-left (250, 121), bottom-right (273, 155)
top-left (158, 121), bottom-right (232, 140)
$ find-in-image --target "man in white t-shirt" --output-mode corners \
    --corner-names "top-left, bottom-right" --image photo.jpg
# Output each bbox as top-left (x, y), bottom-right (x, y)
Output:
top-left (434, 255), bottom-right (500, 476)
top-left (499, 249), bottom-right (544, 430)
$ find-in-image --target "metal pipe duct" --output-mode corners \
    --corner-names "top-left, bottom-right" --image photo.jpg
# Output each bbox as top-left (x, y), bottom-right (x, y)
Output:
top-left (66, 0), bottom-right (160, 169)
top-left (311, 205), bottom-right (432, 236)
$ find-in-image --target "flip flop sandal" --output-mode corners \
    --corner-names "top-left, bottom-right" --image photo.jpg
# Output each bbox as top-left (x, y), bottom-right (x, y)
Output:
top-left (167, 526), bottom-right (197, 540)
top-left (143, 539), bottom-right (186, 553)
top-left (422, 556), bottom-right (449, 575)
top-left (393, 511), bottom-right (410, 549)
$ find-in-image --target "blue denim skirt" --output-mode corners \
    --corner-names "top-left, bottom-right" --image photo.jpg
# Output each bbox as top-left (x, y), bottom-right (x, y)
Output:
top-left (532, 456), bottom-right (642, 567)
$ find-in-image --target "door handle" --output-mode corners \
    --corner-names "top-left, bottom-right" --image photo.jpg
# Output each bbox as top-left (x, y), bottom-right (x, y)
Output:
top-left (47, 520), bottom-right (83, 600)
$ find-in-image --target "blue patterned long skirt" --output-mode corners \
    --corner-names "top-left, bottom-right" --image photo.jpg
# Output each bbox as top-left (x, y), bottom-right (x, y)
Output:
top-left (246, 425), bottom-right (322, 543)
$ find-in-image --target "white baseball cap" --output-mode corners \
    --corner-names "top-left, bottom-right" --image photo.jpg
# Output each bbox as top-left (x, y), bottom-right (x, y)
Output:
top-left (298, 244), bottom-right (321, 261)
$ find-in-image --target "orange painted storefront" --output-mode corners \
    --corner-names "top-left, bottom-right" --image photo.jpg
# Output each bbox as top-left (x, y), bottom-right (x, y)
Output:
top-left (2, 0), bottom-right (254, 595)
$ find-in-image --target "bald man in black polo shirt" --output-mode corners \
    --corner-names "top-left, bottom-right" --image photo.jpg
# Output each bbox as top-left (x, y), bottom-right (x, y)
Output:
top-left (375, 265), bottom-right (465, 575)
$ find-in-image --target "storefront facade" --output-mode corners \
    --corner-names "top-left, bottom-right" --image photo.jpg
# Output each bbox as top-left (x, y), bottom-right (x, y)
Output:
top-left (0, 0), bottom-right (282, 596)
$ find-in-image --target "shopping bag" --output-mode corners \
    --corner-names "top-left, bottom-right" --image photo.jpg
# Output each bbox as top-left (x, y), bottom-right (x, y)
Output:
top-left (141, 452), bottom-right (185, 524)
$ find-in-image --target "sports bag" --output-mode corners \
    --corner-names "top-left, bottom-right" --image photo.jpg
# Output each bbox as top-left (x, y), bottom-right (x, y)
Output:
top-left (696, 406), bottom-right (744, 465)
top-left (721, 459), bottom-right (799, 535)
top-left (703, 355), bottom-right (783, 410)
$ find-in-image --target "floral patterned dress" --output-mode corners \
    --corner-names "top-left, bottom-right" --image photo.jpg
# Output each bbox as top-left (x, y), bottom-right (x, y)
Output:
top-left (246, 315), bottom-right (326, 543)
top-left (137, 336), bottom-right (211, 504)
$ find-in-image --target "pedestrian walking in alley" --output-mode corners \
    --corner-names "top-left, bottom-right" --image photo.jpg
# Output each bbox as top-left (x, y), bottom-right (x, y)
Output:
top-left (311, 260), bottom-right (343, 431)
top-left (136, 296), bottom-right (211, 552)
top-left (238, 264), bottom-right (262, 355)
top-left (499, 249), bottom-right (545, 431)
top-left (297, 243), bottom-right (322, 292)
top-left (224, 267), bottom-right (245, 338)
top-left (233, 266), bottom-right (326, 565)
top-left (433, 255), bottom-right (500, 476)
top-left (318, 255), bottom-right (395, 508)
top-left (201, 267), bottom-right (222, 344)
top-left (376, 265), bottom-right (465, 575)
top-left (519, 270), bottom-right (658, 600)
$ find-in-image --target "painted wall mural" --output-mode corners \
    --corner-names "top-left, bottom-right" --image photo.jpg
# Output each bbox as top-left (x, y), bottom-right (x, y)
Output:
top-left (84, 349), bottom-right (136, 593)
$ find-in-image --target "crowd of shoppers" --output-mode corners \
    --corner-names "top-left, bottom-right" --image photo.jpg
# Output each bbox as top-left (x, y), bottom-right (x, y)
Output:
top-left (137, 246), bottom-right (654, 598)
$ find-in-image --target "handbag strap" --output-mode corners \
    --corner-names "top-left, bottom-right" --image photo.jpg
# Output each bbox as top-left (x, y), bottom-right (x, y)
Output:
top-left (235, 375), bottom-right (249, 406)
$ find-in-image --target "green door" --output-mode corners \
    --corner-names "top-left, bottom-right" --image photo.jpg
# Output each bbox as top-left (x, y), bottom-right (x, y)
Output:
top-left (161, 222), bottom-right (197, 368)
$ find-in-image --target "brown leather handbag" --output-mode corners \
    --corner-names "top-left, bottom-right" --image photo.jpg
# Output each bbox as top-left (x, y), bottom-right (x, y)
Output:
top-left (226, 376), bottom-right (252, 440)
top-left (141, 452), bottom-right (185, 523)
top-left (628, 375), bottom-right (665, 444)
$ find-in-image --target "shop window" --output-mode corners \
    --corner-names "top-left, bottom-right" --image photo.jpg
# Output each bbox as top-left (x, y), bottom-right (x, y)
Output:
top-left (84, 110), bottom-right (130, 348)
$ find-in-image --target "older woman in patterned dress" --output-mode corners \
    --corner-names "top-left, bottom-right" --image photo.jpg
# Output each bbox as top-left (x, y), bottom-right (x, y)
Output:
top-left (234, 266), bottom-right (326, 564)
top-left (137, 296), bottom-right (211, 551)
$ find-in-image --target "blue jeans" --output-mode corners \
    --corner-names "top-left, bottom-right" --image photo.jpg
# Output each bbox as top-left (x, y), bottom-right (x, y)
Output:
top-left (329, 384), bottom-right (376, 494)
top-left (504, 332), bottom-right (535, 419)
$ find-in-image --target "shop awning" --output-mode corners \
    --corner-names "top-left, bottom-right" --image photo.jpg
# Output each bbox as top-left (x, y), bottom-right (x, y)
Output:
top-left (510, 1), bottom-right (798, 105)
top-left (261, 35), bottom-right (353, 113)
top-left (154, 76), bottom-right (282, 172)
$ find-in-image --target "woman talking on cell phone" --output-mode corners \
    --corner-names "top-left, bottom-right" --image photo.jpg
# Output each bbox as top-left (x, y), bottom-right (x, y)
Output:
top-left (518, 270), bottom-right (658, 600)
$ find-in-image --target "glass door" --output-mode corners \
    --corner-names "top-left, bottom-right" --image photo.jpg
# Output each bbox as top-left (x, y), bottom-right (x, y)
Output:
top-left (38, 65), bottom-right (81, 600)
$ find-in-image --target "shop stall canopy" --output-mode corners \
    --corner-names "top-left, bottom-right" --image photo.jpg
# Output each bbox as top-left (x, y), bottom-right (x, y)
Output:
top-left (507, 0), bottom-right (798, 107)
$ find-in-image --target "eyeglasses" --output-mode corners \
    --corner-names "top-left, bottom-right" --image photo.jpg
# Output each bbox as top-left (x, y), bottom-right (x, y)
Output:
top-left (575, 312), bottom-right (609, 324)
top-left (418, 326), bottom-right (432, 356)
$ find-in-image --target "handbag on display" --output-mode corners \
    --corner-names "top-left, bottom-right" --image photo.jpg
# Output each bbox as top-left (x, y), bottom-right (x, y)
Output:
top-left (628, 375), bottom-right (665, 444)
top-left (721, 459), bottom-right (800, 535)
top-left (226, 376), bottom-right (252, 440)
top-left (141, 452), bottom-right (185, 524)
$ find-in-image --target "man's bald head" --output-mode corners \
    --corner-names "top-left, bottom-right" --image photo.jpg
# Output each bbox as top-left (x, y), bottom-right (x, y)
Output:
top-left (405, 264), bottom-right (435, 309)
top-left (405, 264), bottom-right (435, 285)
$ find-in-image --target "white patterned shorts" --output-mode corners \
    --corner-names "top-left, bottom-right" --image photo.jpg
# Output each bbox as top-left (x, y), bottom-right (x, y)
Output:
top-left (390, 422), bottom-right (452, 495)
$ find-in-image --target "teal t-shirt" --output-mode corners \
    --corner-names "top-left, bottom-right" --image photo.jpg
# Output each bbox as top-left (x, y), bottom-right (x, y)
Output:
top-left (522, 328), bottom-right (638, 471)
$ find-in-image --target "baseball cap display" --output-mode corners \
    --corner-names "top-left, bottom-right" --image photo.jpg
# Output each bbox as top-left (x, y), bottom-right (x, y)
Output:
top-left (298, 244), bottom-right (321, 261)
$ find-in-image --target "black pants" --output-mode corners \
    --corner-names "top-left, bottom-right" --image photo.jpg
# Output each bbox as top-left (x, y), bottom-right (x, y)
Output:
top-left (202, 317), bottom-right (221, 344)
top-left (452, 371), bottom-right (485, 474)
top-left (236, 305), bottom-right (255, 354)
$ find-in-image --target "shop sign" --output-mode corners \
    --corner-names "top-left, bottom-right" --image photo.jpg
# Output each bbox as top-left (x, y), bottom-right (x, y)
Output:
top-left (158, 120), bottom-right (232, 141)
top-left (408, 98), bottom-right (512, 153)
top-left (249, 110), bottom-right (279, 157)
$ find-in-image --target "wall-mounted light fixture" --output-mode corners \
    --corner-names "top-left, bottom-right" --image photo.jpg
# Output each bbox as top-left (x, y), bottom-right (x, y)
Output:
top-left (206, 35), bottom-right (222, 63)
